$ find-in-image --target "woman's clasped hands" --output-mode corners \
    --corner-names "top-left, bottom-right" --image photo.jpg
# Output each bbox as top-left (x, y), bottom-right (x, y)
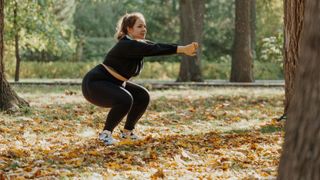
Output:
top-left (178, 42), bottom-right (199, 56)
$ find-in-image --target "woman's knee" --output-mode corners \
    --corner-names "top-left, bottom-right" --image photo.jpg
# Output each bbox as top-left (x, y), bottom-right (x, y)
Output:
top-left (116, 92), bottom-right (134, 109)
top-left (125, 83), bottom-right (150, 105)
top-left (143, 90), bottom-right (150, 104)
top-left (137, 88), bottom-right (150, 105)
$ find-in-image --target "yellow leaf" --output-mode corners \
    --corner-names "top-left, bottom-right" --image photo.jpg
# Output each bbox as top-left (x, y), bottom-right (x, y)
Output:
top-left (151, 168), bottom-right (165, 180)
top-left (260, 171), bottom-right (270, 177)
top-left (74, 159), bottom-right (83, 167)
top-left (24, 166), bottom-right (33, 172)
top-left (8, 147), bottom-right (28, 158)
top-left (34, 169), bottom-right (42, 177)
top-left (0, 127), bottom-right (10, 133)
top-left (221, 162), bottom-right (230, 171)
top-left (250, 143), bottom-right (258, 150)
top-left (104, 162), bottom-right (121, 169)
top-left (88, 151), bottom-right (99, 156)
top-left (188, 107), bottom-right (196, 112)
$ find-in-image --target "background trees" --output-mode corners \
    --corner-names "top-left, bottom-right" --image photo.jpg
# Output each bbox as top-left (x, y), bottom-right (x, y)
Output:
top-left (278, 0), bottom-right (320, 178)
top-left (4, 0), bottom-right (76, 62)
top-left (0, 0), bottom-right (28, 111)
top-left (230, 0), bottom-right (253, 82)
top-left (177, 0), bottom-right (204, 82)
top-left (2, 0), bottom-right (284, 81)
top-left (73, 0), bottom-right (125, 61)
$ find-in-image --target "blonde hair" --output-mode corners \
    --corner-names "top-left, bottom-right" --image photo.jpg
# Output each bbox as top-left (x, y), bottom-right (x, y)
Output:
top-left (115, 12), bottom-right (145, 40)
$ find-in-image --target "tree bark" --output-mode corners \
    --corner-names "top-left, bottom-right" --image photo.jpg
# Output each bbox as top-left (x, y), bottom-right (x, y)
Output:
top-left (278, 1), bottom-right (320, 179)
top-left (14, 0), bottom-right (21, 82)
top-left (74, 36), bottom-right (84, 61)
top-left (177, 0), bottom-right (204, 82)
top-left (283, 0), bottom-right (304, 115)
top-left (230, 0), bottom-right (254, 82)
top-left (250, 0), bottom-right (256, 59)
top-left (0, 0), bottom-right (28, 111)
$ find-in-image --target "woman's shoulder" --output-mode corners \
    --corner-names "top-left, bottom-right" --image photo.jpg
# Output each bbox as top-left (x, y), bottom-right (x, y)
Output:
top-left (119, 36), bottom-right (146, 42)
top-left (117, 36), bottom-right (151, 46)
top-left (119, 35), bottom-right (131, 41)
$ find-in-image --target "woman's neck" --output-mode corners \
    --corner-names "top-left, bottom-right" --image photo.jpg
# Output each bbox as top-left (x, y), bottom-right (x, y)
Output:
top-left (126, 34), bottom-right (134, 40)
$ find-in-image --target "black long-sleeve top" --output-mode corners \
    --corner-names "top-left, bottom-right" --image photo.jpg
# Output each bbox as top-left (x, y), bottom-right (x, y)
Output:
top-left (103, 36), bottom-right (177, 79)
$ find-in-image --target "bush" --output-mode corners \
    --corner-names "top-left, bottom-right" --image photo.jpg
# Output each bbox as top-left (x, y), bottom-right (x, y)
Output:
top-left (4, 60), bottom-right (283, 80)
top-left (254, 61), bottom-right (283, 80)
top-left (82, 37), bottom-right (116, 60)
top-left (5, 60), bottom-right (99, 79)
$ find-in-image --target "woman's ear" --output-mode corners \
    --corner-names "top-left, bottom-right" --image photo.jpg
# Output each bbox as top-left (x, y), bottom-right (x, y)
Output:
top-left (127, 27), bottom-right (133, 34)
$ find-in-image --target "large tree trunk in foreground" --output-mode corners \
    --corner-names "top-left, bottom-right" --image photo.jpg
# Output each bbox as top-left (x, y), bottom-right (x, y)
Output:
top-left (177, 0), bottom-right (204, 82)
top-left (230, 0), bottom-right (253, 82)
top-left (283, 0), bottom-right (304, 115)
top-left (278, 0), bottom-right (320, 179)
top-left (0, 0), bottom-right (28, 111)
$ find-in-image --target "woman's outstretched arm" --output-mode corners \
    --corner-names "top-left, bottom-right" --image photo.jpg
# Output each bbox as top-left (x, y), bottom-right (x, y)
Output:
top-left (177, 42), bottom-right (199, 56)
top-left (109, 40), bottom-right (199, 58)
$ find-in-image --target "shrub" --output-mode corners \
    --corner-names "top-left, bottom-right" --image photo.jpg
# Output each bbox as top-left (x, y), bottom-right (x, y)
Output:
top-left (4, 60), bottom-right (283, 80)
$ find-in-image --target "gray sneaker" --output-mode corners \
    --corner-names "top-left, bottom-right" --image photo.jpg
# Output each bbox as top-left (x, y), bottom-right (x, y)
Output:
top-left (120, 130), bottom-right (140, 140)
top-left (99, 130), bottom-right (119, 145)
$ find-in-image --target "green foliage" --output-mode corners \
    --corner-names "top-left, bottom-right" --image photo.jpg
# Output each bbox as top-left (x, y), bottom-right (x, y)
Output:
top-left (73, 0), bottom-right (180, 61)
top-left (139, 61), bottom-right (179, 79)
top-left (4, 60), bottom-right (283, 80)
top-left (74, 0), bottom-right (126, 37)
top-left (203, 0), bottom-right (235, 60)
top-left (256, 0), bottom-right (283, 67)
top-left (4, 60), bottom-right (99, 79)
top-left (257, 33), bottom-right (283, 66)
top-left (254, 61), bottom-right (283, 80)
top-left (3, 0), bottom-right (285, 79)
top-left (126, 0), bottom-right (180, 43)
top-left (4, 0), bottom-right (76, 61)
top-left (81, 37), bottom-right (116, 60)
top-left (260, 125), bottom-right (283, 133)
top-left (202, 62), bottom-right (231, 79)
top-left (256, 0), bottom-right (283, 39)
top-left (73, 0), bottom-right (129, 60)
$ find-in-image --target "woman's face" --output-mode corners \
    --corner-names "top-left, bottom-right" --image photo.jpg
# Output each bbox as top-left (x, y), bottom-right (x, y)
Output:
top-left (127, 18), bottom-right (147, 39)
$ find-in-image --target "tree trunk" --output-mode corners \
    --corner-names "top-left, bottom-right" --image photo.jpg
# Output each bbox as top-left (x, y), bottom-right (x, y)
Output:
top-left (14, 0), bottom-right (21, 82)
top-left (0, 0), bottom-right (28, 111)
top-left (278, 1), bottom-right (320, 179)
top-left (177, 0), bottom-right (204, 82)
top-left (250, 0), bottom-right (256, 59)
top-left (230, 0), bottom-right (253, 82)
top-left (74, 36), bottom-right (84, 61)
top-left (283, 0), bottom-right (304, 115)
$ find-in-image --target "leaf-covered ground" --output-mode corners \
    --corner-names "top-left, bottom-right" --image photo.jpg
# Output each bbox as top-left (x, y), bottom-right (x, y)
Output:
top-left (0, 86), bottom-right (285, 179)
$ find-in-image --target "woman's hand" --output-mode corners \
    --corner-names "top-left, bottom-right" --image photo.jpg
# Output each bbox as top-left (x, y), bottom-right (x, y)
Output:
top-left (177, 42), bottom-right (199, 56)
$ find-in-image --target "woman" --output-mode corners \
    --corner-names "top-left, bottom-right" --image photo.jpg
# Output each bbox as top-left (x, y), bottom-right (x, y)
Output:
top-left (82, 12), bottom-right (198, 145)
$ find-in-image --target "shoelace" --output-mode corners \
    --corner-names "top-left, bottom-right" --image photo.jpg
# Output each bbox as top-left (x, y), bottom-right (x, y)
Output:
top-left (121, 131), bottom-right (138, 139)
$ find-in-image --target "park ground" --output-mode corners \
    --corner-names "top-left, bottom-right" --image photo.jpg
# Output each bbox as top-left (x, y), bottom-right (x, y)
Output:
top-left (0, 85), bottom-right (285, 179)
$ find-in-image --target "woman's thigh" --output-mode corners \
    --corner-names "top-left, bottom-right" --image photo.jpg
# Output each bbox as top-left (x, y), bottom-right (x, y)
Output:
top-left (86, 80), bottom-right (133, 108)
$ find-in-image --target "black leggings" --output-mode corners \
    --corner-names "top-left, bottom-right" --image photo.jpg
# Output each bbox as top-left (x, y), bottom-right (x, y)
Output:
top-left (82, 65), bottom-right (150, 132)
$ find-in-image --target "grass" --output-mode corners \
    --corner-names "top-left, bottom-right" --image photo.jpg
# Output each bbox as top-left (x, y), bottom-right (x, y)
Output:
top-left (260, 125), bottom-right (283, 133)
top-left (0, 86), bottom-right (285, 179)
top-left (5, 60), bottom-right (283, 80)
top-left (226, 129), bottom-right (251, 135)
top-left (12, 84), bottom-right (81, 94)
